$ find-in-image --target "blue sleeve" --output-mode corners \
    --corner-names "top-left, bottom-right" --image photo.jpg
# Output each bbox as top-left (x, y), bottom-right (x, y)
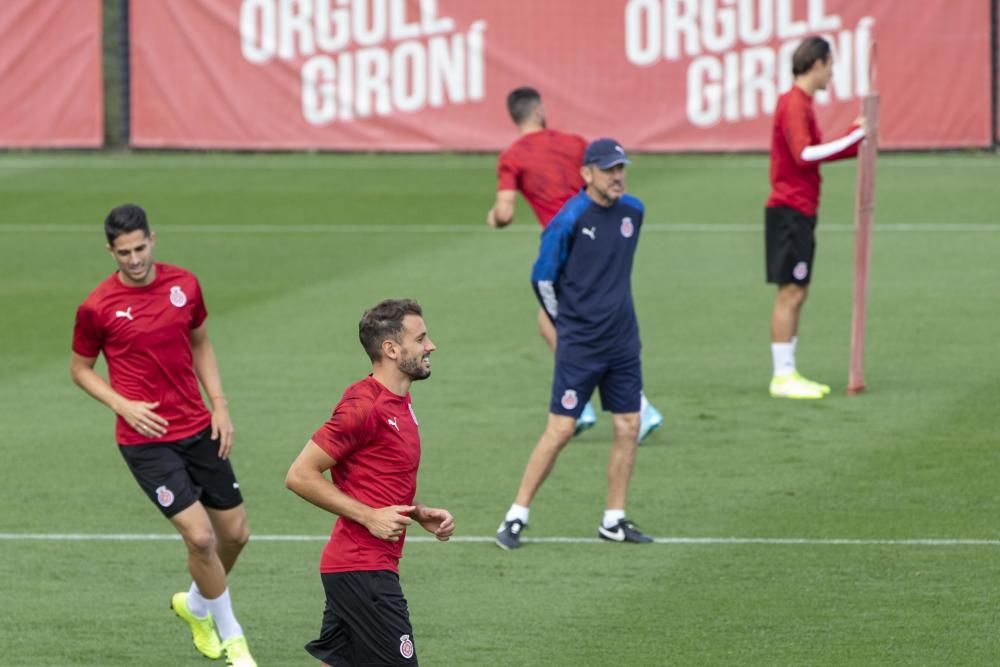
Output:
top-left (621, 194), bottom-right (645, 227)
top-left (531, 208), bottom-right (577, 322)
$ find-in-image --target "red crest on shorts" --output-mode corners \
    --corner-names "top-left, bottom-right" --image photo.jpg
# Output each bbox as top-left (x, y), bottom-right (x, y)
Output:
top-left (399, 634), bottom-right (414, 659)
top-left (155, 485), bottom-right (175, 508)
top-left (561, 389), bottom-right (579, 410)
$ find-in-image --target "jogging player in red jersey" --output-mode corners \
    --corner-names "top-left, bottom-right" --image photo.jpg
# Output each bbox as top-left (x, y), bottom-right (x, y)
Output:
top-left (286, 298), bottom-right (454, 666)
top-left (487, 86), bottom-right (663, 440)
top-left (766, 37), bottom-right (867, 399)
top-left (487, 87), bottom-right (587, 352)
top-left (70, 204), bottom-right (256, 666)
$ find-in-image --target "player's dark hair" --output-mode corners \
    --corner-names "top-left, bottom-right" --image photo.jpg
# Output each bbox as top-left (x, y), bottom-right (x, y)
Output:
top-left (792, 36), bottom-right (831, 76)
top-left (359, 298), bottom-right (424, 362)
top-left (104, 204), bottom-right (151, 244)
top-left (507, 87), bottom-right (541, 124)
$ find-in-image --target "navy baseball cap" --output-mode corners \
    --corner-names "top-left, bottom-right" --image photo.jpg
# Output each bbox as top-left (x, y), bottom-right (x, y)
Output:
top-left (583, 138), bottom-right (631, 169)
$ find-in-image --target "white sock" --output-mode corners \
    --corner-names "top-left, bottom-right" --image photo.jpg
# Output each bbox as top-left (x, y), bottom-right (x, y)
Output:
top-left (603, 509), bottom-right (625, 529)
top-left (203, 588), bottom-right (243, 641)
top-left (771, 342), bottom-right (795, 376)
top-left (791, 336), bottom-right (798, 356)
top-left (505, 504), bottom-right (529, 524)
top-left (187, 582), bottom-right (209, 618)
top-left (639, 392), bottom-right (649, 413)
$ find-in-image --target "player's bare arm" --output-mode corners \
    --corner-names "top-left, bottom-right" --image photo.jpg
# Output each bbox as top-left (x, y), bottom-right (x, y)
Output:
top-left (70, 351), bottom-right (169, 438)
top-left (285, 440), bottom-right (415, 542)
top-left (487, 190), bottom-right (517, 228)
top-left (412, 504), bottom-right (454, 541)
top-left (190, 323), bottom-right (234, 458)
top-left (853, 114), bottom-right (868, 135)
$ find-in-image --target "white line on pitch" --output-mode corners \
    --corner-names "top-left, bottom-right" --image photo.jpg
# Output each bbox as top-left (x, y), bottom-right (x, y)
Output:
top-left (1, 223), bottom-right (999, 234)
top-left (0, 533), bottom-right (997, 546)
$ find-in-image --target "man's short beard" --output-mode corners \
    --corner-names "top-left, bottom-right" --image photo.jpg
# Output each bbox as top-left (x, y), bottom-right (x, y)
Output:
top-left (400, 356), bottom-right (431, 381)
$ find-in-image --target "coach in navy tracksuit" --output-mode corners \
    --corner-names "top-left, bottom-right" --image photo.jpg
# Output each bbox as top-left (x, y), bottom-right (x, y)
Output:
top-left (495, 138), bottom-right (654, 550)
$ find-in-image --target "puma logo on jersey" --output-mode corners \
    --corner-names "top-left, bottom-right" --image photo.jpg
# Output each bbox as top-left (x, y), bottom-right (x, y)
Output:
top-left (582, 227), bottom-right (596, 240)
top-left (115, 307), bottom-right (133, 320)
top-left (387, 417), bottom-right (399, 432)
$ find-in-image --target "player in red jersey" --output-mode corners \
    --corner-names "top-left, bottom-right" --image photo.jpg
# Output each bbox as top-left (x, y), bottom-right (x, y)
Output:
top-left (487, 87), bottom-right (587, 353)
top-left (488, 87), bottom-right (588, 234)
top-left (70, 205), bottom-right (256, 666)
top-left (487, 87), bottom-right (664, 440)
top-left (765, 37), bottom-right (867, 399)
top-left (286, 298), bottom-right (454, 666)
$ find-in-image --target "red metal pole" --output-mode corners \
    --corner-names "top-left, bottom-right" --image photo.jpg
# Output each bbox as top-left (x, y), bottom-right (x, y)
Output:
top-left (847, 91), bottom-right (879, 395)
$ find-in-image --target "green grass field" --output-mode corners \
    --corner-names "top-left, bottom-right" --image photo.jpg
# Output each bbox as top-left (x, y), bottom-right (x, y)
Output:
top-left (1, 152), bottom-right (998, 666)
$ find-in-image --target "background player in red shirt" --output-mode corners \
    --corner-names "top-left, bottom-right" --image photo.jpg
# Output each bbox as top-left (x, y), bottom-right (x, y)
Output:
top-left (70, 204), bottom-right (256, 666)
top-left (285, 298), bottom-right (454, 666)
top-left (487, 87), bottom-right (586, 356)
top-left (487, 87), bottom-right (664, 440)
top-left (765, 37), bottom-right (866, 399)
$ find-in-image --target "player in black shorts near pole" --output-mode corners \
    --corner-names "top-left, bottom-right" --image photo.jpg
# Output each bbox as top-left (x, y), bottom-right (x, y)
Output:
top-left (286, 298), bottom-right (454, 666)
top-left (70, 204), bottom-right (256, 666)
top-left (765, 37), bottom-right (866, 399)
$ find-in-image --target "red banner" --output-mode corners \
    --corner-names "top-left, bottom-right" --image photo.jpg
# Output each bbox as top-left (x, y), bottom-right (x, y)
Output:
top-left (130, 0), bottom-right (992, 151)
top-left (0, 0), bottom-right (103, 148)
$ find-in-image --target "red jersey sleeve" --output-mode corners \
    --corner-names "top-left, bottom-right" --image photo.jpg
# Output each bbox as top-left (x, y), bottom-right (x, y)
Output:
top-left (496, 151), bottom-right (519, 191)
top-left (190, 277), bottom-right (207, 329)
top-left (311, 394), bottom-right (375, 462)
top-left (781, 94), bottom-right (814, 169)
top-left (72, 303), bottom-right (104, 358)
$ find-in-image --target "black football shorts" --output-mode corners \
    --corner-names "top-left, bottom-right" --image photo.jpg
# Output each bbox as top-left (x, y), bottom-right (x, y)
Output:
top-left (306, 570), bottom-right (418, 666)
top-left (765, 206), bottom-right (818, 286)
top-left (118, 427), bottom-right (243, 518)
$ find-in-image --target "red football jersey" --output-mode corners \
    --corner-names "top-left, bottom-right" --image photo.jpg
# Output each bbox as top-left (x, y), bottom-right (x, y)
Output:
top-left (311, 376), bottom-right (421, 574)
top-left (766, 86), bottom-right (861, 216)
top-left (72, 263), bottom-right (211, 445)
top-left (497, 128), bottom-right (587, 227)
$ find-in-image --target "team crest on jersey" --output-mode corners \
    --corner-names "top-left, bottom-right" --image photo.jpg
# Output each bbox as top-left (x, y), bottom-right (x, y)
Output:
top-left (620, 217), bottom-right (634, 238)
top-left (408, 403), bottom-right (419, 426)
top-left (155, 485), bottom-right (175, 508)
top-left (169, 285), bottom-right (187, 307)
top-left (560, 389), bottom-right (579, 410)
top-left (399, 634), bottom-right (414, 659)
top-left (793, 261), bottom-right (809, 281)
